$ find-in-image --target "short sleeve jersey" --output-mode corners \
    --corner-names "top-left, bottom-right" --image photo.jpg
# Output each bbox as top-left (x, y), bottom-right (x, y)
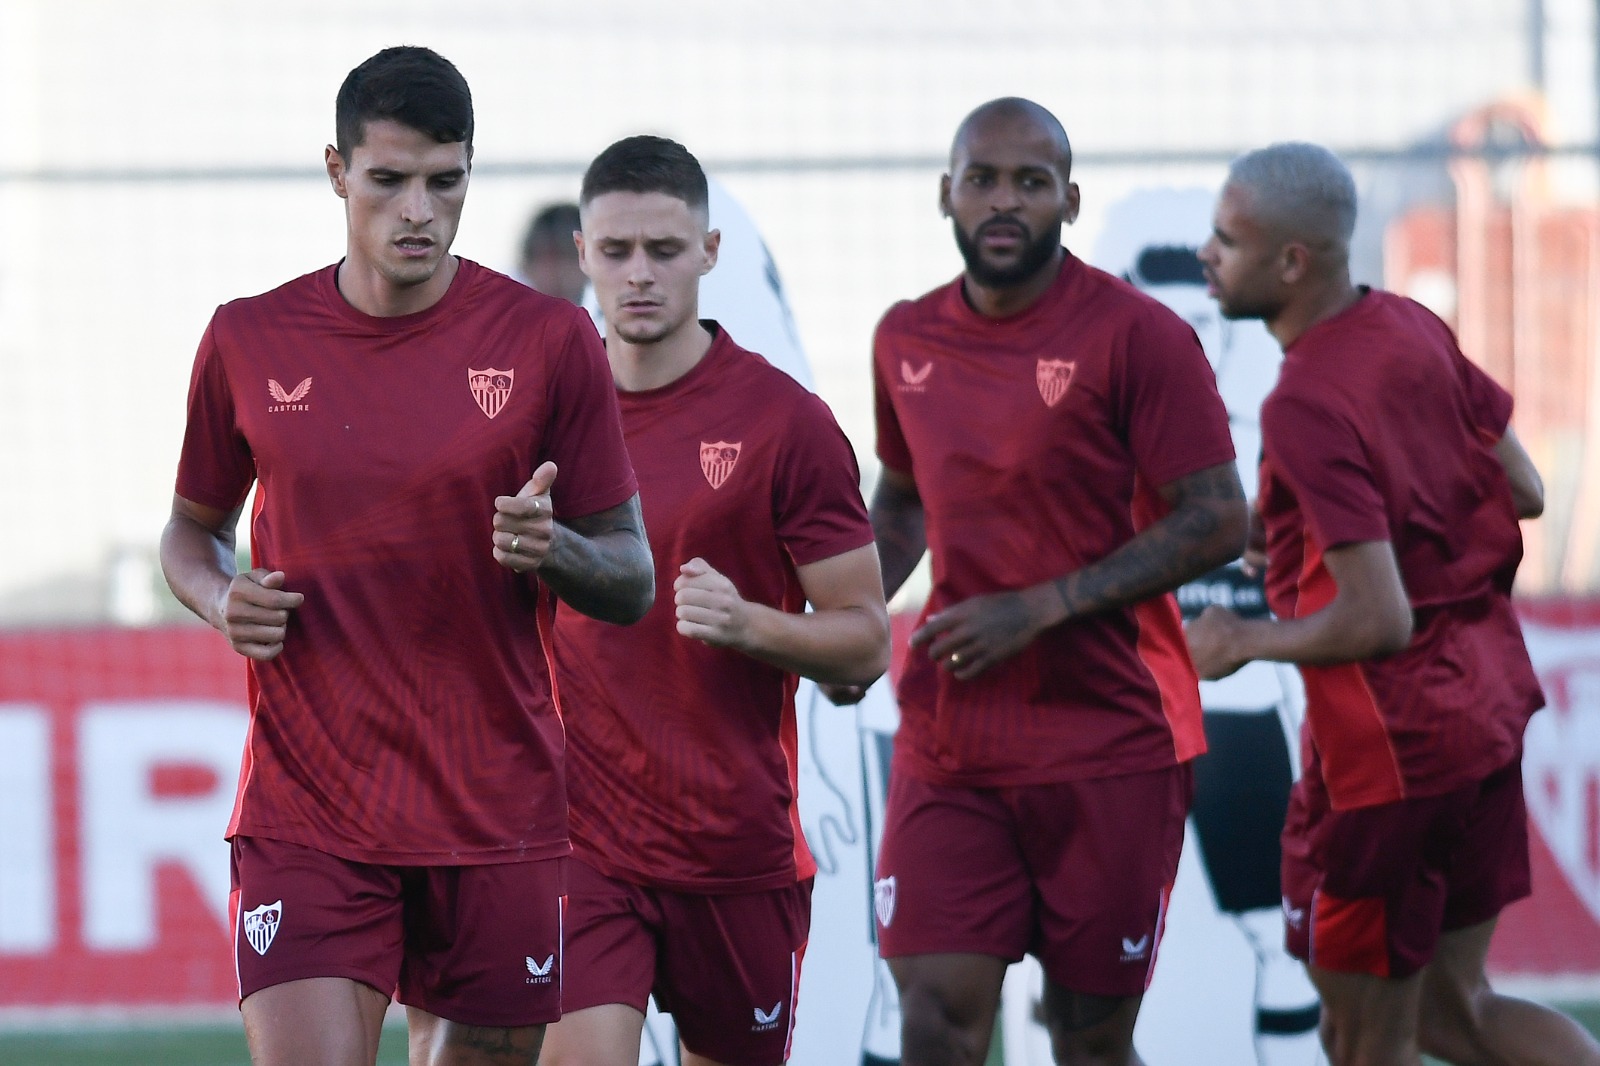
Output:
top-left (1258, 289), bottom-right (1544, 810)
top-left (174, 259), bottom-right (638, 865)
top-left (874, 252), bottom-right (1235, 786)
top-left (553, 326), bottom-right (873, 892)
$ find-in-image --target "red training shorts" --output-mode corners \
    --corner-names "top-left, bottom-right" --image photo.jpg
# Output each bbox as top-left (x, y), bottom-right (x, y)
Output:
top-left (230, 835), bottom-right (567, 1027)
top-left (874, 765), bottom-right (1191, 998)
top-left (561, 857), bottom-right (811, 1066)
top-left (1282, 757), bottom-right (1531, 978)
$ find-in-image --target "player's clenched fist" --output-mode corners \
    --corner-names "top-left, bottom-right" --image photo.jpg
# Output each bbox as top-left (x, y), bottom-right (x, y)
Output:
top-left (494, 460), bottom-right (558, 573)
top-left (674, 557), bottom-right (751, 649)
top-left (219, 569), bottom-right (304, 661)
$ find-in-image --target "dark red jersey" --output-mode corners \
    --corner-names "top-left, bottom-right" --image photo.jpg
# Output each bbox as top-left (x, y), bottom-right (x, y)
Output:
top-left (554, 327), bottom-right (873, 891)
top-left (873, 253), bottom-right (1235, 786)
top-left (1258, 289), bottom-right (1543, 809)
top-left (175, 259), bottom-right (637, 864)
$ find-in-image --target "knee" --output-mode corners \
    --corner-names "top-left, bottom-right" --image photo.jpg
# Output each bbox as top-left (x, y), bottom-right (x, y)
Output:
top-left (897, 982), bottom-right (995, 1065)
top-left (1042, 992), bottom-right (1138, 1066)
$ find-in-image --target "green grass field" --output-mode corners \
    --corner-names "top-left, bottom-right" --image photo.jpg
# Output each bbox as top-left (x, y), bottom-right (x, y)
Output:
top-left (1, 1004), bottom-right (1595, 1065)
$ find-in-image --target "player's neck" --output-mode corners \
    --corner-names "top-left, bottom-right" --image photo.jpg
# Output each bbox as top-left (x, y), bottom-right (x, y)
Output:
top-left (1268, 273), bottom-right (1361, 349)
top-left (961, 248), bottom-right (1064, 319)
top-left (336, 254), bottom-right (460, 318)
top-left (608, 318), bottom-right (715, 392)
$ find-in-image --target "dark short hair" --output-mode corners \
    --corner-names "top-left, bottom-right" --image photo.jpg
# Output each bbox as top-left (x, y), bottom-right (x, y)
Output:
top-left (521, 202), bottom-right (582, 260)
top-left (335, 46), bottom-right (473, 158)
top-left (580, 135), bottom-right (708, 215)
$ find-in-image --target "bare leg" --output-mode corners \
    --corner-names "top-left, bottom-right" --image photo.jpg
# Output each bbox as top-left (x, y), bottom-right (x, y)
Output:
top-left (1306, 964), bottom-right (1423, 1066)
top-left (1040, 982), bottom-right (1145, 1066)
top-left (1418, 917), bottom-right (1600, 1066)
top-left (890, 952), bottom-right (1008, 1066)
top-left (243, 976), bottom-right (390, 1066)
top-left (538, 1002), bottom-right (647, 1066)
top-left (405, 1006), bottom-right (544, 1066)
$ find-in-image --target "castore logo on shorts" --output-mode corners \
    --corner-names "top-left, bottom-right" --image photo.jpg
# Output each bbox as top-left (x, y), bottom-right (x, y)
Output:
top-left (267, 377), bottom-right (312, 412)
top-left (525, 954), bottom-right (555, 984)
top-left (751, 1001), bottom-right (783, 1031)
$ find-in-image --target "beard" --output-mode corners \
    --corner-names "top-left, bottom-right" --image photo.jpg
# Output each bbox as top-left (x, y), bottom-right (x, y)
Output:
top-left (953, 215), bottom-right (1062, 289)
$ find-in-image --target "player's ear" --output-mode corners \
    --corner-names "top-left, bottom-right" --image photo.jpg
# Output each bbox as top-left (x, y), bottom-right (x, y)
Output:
top-left (1280, 242), bottom-right (1311, 285)
top-left (574, 232), bottom-right (592, 278)
top-left (325, 146), bottom-right (348, 199)
top-left (701, 228), bottom-right (721, 275)
top-left (938, 174), bottom-right (953, 218)
top-left (1063, 181), bottom-right (1081, 226)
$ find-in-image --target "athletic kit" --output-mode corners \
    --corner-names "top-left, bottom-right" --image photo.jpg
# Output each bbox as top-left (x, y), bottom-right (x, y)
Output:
top-left (553, 325), bottom-right (873, 1061)
top-left (869, 252), bottom-right (1235, 995)
top-left (176, 258), bottom-right (637, 1021)
top-left (1258, 289), bottom-right (1545, 977)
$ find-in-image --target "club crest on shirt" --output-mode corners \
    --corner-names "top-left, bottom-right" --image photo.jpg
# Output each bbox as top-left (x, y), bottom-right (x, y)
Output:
top-left (873, 875), bottom-right (896, 928)
top-left (898, 360), bottom-right (933, 393)
top-left (468, 367), bottom-right (515, 419)
top-left (1036, 359), bottom-right (1076, 407)
top-left (242, 899), bottom-right (282, 956)
top-left (700, 441), bottom-right (742, 489)
top-left (266, 376), bottom-right (312, 411)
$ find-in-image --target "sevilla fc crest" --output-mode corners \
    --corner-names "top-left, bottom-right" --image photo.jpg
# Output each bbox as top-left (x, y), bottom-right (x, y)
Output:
top-left (700, 441), bottom-right (742, 489)
top-left (242, 899), bottom-right (283, 956)
top-left (873, 876), bottom-right (897, 928)
top-left (469, 367), bottom-right (515, 419)
top-left (1036, 359), bottom-right (1076, 407)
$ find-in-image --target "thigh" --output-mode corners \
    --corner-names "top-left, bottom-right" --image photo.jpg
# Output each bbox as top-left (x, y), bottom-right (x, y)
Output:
top-left (656, 880), bottom-right (813, 1066)
top-left (243, 976), bottom-right (390, 1066)
top-left (1021, 765), bottom-right (1191, 998)
top-left (561, 857), bottom-right (661, 1016)
top-left (231, 835), bottom-right (404, 1002)
top-left (397, 857), bottom-right (566, 1028)
top-left (874, 774), bottom-right (1032, 964)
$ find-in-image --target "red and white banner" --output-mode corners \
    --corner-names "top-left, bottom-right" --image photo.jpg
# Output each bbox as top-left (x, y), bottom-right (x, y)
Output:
top-left (2, 605), bottom-right (1599, 1018)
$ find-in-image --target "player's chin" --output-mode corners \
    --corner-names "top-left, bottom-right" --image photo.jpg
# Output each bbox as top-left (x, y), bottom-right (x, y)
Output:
top-left (612, 320), bottom-right (673, 345)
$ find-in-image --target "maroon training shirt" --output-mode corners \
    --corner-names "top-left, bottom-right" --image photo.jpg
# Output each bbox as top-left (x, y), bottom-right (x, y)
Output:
top-left (554, 327), bottom-right (873, 892)
top-left (873, 252), bottom-right (1235, 787)
top-left (175, 259), bottom-right (638, 864)
top-left (1258, 289), bottom-right (1544, 810)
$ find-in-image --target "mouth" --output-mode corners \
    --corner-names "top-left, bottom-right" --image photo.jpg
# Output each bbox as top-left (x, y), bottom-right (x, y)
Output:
top-left (976, 220), bottom-right (1027, 252)
top-left (395, 236), bottom-right (435, 258)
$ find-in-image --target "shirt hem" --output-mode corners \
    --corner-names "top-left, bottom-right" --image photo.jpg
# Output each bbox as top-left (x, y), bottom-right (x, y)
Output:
top-left (228, 826), bottom-right (573, 867)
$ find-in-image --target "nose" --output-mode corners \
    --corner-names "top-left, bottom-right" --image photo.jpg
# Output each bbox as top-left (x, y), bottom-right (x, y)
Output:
top-left (400, 181), bottom-right (433, 225)
top-left (1197, 237), bottom-right (1218, 266)
top-left (626, 249), bottom-right (654, 288)
top-left (991, 177), bottom-right (1024, 213)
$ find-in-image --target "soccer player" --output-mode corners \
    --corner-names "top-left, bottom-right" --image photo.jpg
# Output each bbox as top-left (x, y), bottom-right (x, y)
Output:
top-left (838, 97), bottom-right (1249, 1066)
top-left (538, 135), bottom-right (891, 1066)
top-left (1187, 141), bottom-right (1600, 1066)
top-left (518, 201), bottom-right (587, 304)
top-left (159, 47), bottom-right (653, 1066)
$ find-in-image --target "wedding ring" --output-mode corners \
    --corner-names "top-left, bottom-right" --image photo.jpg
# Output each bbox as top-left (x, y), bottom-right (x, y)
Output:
top-left (949, 653), bottom-right (962, 665)
top-left (510, 534), bottom-right (521, 553)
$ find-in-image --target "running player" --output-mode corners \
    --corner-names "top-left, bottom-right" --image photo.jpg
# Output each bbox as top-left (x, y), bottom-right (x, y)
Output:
top-left (541, 135), bottom-right (889, 1066)
top-left (1188, 140), bottom-right (1599, 1066)
top-left (160, 46), bottom-right (652, 1066)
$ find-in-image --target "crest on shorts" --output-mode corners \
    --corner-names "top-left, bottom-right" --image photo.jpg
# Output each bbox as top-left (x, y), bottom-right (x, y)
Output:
top-left (468, 367), bottom-right (515, 419)
top-left (1036, 359), bottom-right (1076, 407)
top-left (700, 441), bottom-right (742, 490)
top-left (873, 875), bottom-right (896, 928)
top-left (242, 899), bottom-right (282, 956)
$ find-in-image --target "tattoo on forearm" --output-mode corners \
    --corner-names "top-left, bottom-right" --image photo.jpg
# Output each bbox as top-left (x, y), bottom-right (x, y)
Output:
top-left (539, 496), bottom-right (655, 624)
top-left (1054, 463), bottom-right (1245, 622)
top-left (870, 479), bottom-right (926, 601)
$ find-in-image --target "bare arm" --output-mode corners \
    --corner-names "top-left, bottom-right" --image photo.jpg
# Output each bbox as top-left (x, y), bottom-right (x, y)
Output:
top-left (159, 494), bottom-right (305, 660)
top-left (1494, 427), bottom-right (1544, 519)
top-left (868, 466), bottom-right (927, 603)
top-left (911, 460), bottom-right (1249, 679)
top-left (493, 461), bottom-right (653, 625)
top-left (674, 544), bottom-right (891, 686)
top-left (1186, 539), bottom-right (1413, 680)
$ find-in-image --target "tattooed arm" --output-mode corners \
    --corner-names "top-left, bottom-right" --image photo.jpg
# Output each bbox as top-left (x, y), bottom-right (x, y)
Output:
top-left (913, 461), bottom-right (1248, 679)
top-left (871, 466), bottom-right (928, 603)
top-left (493, 466), bottom-right (654, 625)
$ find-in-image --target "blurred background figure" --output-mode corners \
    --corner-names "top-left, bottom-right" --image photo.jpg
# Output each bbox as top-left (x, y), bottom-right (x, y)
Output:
top-left (518, 201), bottom-right (586, 303)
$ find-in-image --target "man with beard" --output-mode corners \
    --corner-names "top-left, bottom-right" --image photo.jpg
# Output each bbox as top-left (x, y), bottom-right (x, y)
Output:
top-left (834, 97), bottom-right (1248, 1065)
